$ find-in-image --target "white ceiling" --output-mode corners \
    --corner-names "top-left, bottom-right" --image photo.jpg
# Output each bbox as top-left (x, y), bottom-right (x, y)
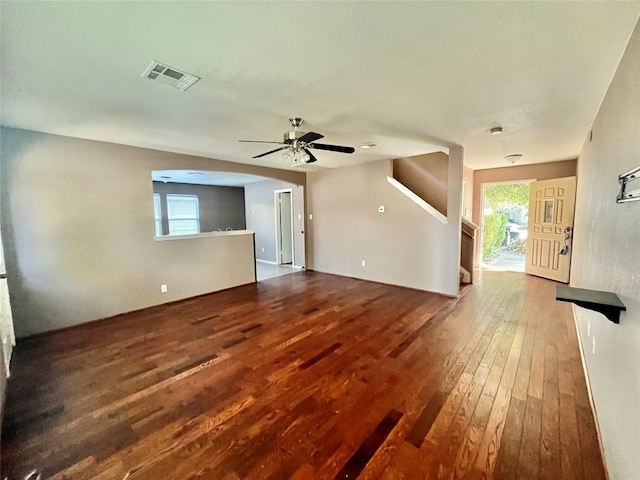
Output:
top-left (1, 2), bottom-right (639, 171)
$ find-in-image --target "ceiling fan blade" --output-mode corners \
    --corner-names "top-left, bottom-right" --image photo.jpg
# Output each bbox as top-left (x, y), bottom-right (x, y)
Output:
top-left (298, 132), bottom-right (324, 144)
top-left (308, 142), bottom-right (355, 154)
top-left (239, 140), bottom-right (285, 144)
top-left (253, 146), bottom-right (287, 158)
top-left (303, 148), bottom-right (317, 163)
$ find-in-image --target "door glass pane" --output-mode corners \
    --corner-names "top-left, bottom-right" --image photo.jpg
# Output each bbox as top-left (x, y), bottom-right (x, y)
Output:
top-left (544, 200), bottom-right (554, 223)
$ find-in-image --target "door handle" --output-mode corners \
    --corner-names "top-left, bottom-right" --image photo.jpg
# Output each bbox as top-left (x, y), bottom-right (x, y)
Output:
top-left (558, 226), bottom-right (573, 255)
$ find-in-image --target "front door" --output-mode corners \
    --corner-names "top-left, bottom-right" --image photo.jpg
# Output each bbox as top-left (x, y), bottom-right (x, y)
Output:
top-left (525, 176), bottom-right (576, 283)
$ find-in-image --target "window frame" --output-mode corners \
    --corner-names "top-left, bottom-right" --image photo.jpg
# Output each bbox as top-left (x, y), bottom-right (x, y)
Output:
top-left (153, 193), bottom-right (163, 236)
top-left (166, 194), bottom-right (200, 236)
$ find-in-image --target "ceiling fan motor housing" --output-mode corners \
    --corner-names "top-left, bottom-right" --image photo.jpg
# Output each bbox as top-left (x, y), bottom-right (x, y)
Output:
top-left (283, 130), bottom-right (306, 144)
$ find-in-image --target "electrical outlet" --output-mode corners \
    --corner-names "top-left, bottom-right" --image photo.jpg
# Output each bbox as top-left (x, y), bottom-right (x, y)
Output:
top-left (361, 260), bottom-right (366, 267)
top-left (592, 336), bottom-right (596, 355)
top-left (161, 284), bottom-right (167, 293)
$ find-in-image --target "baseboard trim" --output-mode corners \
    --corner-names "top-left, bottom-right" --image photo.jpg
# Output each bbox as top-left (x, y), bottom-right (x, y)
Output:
top-left (17, 281), bottom-right (257, 342)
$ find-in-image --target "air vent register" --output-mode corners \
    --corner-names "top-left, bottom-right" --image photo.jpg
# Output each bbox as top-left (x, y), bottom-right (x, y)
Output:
top-left (141, 61), bottom-right (200, 92)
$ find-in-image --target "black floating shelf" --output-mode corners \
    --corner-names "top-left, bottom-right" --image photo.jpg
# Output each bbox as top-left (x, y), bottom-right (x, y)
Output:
top-left (556, 285), bottom-right (626, 324)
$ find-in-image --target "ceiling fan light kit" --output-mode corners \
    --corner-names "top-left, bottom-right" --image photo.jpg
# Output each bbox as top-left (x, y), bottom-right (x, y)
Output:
top-left (239, 117), bottom-right (355, 165)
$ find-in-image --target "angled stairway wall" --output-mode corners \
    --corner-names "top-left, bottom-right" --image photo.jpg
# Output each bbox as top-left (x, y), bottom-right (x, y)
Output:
top-left (388, 150), bottom-right (475, 284)
top-left (388, 151), bottom-right (449, 224)
top-left (307, 146), bottom-right (463, 297)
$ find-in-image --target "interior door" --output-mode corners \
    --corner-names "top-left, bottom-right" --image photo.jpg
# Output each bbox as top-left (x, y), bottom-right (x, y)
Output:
top-left (525, 176), bottom-right (576, 283)
top-left (276, 191), bottom-right (293, 264)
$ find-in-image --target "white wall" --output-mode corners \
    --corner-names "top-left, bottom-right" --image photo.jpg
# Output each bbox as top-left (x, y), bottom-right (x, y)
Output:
top-left (307, 146), bottom-right (463, 297)
top-left (571, 20), bottom-right (640, 480)
top-left (244, 179), bottom-right (305, 268)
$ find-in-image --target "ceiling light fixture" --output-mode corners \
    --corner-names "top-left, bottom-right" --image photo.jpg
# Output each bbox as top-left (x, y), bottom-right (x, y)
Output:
top-left (283, 147), bottom-right (311, 166)
top-left (187, 171), bottom-right (204, 176)
top-left (505, 154), bottom-right (523, 165)
top-left (359, 142), bottom-right (379, 149)
top-left (489, 127), bottom-right (503, 135)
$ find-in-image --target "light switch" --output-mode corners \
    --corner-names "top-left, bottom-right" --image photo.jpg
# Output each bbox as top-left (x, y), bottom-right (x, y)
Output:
top-left (309, 214), bottom-right (313, 220)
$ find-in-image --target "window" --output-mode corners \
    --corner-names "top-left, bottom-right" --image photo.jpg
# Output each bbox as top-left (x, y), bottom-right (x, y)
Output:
top-left (153, 194), bottom-right (162, 236)
top-left (166, 194), bottom-right (200, 235)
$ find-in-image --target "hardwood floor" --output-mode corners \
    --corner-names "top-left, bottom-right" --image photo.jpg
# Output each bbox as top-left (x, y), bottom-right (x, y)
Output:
top-left (1, 271), bottom-right (606, 480)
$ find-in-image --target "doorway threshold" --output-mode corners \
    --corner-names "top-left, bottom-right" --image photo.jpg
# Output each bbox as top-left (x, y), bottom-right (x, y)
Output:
top-left (256, 261), bottom-right (302, 281)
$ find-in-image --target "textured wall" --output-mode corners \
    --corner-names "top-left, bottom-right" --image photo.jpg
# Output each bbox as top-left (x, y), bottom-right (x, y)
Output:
top-left (0, 129), bottom-right (305, 337)
top-left (307, 147), bottom-right (463, 297)
top-left (570, 20), bottom-right (640, 480)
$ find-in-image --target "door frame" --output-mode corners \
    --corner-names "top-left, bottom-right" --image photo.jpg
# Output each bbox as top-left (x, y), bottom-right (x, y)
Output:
top-left (479, 179), bottom-right (534, 269)
top-left (274, 188), bottom-right (294, 265)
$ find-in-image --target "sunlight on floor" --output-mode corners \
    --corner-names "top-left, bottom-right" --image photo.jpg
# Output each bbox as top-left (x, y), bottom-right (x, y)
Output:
top-left (480, 249), bottom-right (526, 272)
top-left (256, 261), bottom-right (302, 281)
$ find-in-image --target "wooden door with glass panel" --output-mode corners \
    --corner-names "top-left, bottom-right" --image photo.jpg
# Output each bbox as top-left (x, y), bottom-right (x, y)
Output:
top-left (525, 176), bottom-right (576, 283)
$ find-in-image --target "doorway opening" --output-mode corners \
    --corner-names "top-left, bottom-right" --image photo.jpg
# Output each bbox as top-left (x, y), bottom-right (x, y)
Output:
top-left (480, 181), bottom-right (531, 272)
top-left (275, 189), bottom-right (293, 265)
top-left (256, 188), bottom-right (298, 282)
top-left (252, 183), bottom-right (305, 282)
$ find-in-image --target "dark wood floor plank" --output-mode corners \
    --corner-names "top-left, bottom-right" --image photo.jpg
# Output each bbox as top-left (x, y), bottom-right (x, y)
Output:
top-left (493, 395), bottom-right (526, 480)
top-left (1, 271), bottom-right (606, 480)
top-left (559, 391), bottom-right (585, 480)
top-left (333, 409), bottom-right (402, 479)
top-left (575, 404), bottom-right (607, 480)
top-left (517, 395), bottom-right (542, 480)
top-left (424, 380), bottom-right (485, 480)
top-left (539, 344), bottom-right (561, 480)
top-left (450, 391), bottom-right (496, 479)
top-left (474, 385), bottom-right (511, 478)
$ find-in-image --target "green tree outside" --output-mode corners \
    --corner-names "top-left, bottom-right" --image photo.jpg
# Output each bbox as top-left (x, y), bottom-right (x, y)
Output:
top-left (484, 183), bottom-right (530, 210)
top-left (482, 183), bottom-right (530, 259)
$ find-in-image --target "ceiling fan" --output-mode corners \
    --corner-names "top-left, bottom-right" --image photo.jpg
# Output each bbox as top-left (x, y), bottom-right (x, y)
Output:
top-left (239, 117), bottom-right (355, 164)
